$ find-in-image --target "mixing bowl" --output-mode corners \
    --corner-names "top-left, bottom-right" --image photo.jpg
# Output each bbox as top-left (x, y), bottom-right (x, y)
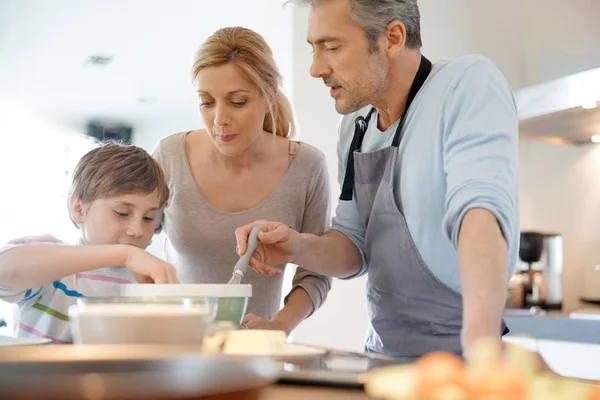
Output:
top-left (119, 284), bottom-right (252, 326)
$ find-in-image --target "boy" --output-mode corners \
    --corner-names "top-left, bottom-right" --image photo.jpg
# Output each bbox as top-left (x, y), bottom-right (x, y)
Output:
top-left (0, 142), bottom-right (178, 343)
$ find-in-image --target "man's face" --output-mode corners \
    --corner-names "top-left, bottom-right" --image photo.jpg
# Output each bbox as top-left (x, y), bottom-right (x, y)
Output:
top-left (307, 0), bottom-right (388, 114)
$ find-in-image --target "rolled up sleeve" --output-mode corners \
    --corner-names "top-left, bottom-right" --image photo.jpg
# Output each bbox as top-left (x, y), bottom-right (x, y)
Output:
top-left (442, 57), bottom-right (519, 256)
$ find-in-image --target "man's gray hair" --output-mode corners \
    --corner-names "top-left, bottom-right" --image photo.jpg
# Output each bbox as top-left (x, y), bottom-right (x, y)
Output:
top-left (286, 0), bottom-right (422, 50)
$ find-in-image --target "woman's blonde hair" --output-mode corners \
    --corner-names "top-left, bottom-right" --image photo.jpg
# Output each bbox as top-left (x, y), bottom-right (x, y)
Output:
top-left (191, 26), bottom-right (295, 139)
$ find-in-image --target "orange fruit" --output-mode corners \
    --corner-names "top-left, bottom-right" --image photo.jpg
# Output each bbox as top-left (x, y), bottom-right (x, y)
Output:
top-left (588, 383), bottom-right (600, 400)
top-left (414, 352), bottom-right (471, 400)
top-left (469, 362), bottom-right (527, 400)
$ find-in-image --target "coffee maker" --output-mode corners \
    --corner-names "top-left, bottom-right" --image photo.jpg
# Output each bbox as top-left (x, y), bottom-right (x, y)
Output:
top-left (506, 231), bottom-right (563, 310)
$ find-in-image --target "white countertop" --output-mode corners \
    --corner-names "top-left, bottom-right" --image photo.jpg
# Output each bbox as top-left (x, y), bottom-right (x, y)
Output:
top-left (504, 336), bottom-right (600, 381)
top-left (570, 308), bottom-right (600, 320)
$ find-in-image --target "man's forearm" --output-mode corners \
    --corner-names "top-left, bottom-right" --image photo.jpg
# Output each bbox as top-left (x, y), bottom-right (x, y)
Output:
top-left (458, 208), bottom-right (509, 355)
top-left (295, 230), bottom-right (363, 278)
top-left (0, 244), bottom-right (130, 289)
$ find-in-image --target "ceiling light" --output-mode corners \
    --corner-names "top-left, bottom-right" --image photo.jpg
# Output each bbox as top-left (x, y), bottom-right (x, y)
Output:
top-left (581, 100), bottom-right (598, 109)
top-left (591, 134), bottom-right (600, 143)
top-left (138, 96), bottom-right (158, 104)
top-left (83, 54), bottom-right (114, 68)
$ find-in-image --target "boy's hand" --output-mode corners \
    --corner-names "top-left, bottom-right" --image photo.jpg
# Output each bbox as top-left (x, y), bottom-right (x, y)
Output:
top-left (124, 246), bottom-right (179, 284)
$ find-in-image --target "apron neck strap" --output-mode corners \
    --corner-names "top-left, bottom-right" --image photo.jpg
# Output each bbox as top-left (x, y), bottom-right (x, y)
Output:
top-left (339, 54), bottom-right (432, 201)
top-left (391, 55), bottom-right (432, 147)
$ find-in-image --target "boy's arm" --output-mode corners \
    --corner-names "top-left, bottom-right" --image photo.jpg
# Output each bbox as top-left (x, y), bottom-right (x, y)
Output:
top-left (7, 234), bottom-right (63, 245)
top-left (0, 245), bottom-right (43, 306)
top-left (0, 243), bottom-right (178, 289)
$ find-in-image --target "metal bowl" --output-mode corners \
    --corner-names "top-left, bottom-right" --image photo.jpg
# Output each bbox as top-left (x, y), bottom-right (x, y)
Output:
top-left (0, 344), bottom-right (278, 400)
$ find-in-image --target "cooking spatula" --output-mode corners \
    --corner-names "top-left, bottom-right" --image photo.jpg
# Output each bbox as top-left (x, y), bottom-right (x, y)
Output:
top-left (228, 225), bottom-right (263, 284)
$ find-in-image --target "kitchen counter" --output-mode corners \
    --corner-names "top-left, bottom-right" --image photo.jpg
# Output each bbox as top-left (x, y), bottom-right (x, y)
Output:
top-left (178, 385), bottom-right (372, 400)
top-left (504, 313), bottom-right (600, 344)
top-left (260, 385), bottom-right (371, 400)
top-left (2, 340), bottom-right (597, 400)
top-left (504, 336), bottom-right (600, 381)
top-left (504, 311), bottom-right (600, 380)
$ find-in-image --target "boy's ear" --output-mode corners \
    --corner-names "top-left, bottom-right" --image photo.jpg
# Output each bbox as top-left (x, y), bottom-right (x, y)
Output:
top-left (68, 196), bottom-right (85, 225)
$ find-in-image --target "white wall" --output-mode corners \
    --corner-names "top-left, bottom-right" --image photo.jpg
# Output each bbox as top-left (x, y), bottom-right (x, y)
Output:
top-left (519, 0), bottom-right (600, 86)
top-left (519, 139), bottom-right (600, 312)
top-left (419, 0), bottom-right (600, 90)
top-left (134, 122), bottom-right (190, 258)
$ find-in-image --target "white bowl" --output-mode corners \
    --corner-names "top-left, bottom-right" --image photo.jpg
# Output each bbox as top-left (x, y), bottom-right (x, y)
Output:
top-left (68, 302), bottom-right (214, 346)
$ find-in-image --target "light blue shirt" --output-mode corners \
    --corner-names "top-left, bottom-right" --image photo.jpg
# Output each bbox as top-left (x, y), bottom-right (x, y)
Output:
top-left (331, 54), bottom-right (519, 294)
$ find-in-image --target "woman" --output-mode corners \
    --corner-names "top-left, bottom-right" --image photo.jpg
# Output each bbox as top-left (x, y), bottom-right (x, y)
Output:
top-left (152, 26), bottom-right (332, 334)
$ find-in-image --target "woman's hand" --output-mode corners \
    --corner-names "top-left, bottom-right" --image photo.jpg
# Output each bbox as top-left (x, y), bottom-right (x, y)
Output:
top-left (242, 313), bottom-right (290, 336)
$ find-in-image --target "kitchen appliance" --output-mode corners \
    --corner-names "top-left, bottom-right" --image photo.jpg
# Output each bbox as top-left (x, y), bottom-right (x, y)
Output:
top-left (506, 231), bottom-right (563, 310)
top-left (515, 66), bottom-right (600, 145)
top-left (580, 263), bottom-right (600, 305)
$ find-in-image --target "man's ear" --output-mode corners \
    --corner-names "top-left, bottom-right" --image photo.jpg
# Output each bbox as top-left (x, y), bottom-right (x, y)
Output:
top-left (384, 20), bottom-right (407, 54)
top-left (68, 196), bottom-right (85, 225)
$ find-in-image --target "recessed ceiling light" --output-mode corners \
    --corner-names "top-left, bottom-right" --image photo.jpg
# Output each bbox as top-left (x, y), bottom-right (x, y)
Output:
top-left (138, 96), bottom-right (158, 104)
top-left (83, 54), bottom-right (114, 68)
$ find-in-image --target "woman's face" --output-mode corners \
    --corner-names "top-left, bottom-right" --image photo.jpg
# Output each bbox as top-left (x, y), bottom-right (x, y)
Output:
top-left (194, 63), bottom-right (270, 157)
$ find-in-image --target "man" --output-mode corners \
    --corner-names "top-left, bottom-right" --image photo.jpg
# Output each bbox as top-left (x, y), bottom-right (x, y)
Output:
top-left (236, 0), bottom-right (518, 359)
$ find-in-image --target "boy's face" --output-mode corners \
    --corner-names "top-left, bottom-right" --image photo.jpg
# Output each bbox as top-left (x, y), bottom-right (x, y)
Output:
top-left (69, 191), bottom-right (161, 249)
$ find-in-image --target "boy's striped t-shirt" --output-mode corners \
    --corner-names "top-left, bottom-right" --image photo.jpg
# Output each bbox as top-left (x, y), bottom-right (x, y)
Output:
top-left (0, 243), bottom-right (135, 343)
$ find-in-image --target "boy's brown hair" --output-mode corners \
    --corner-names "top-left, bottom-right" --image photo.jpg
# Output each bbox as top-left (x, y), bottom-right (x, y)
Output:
top-left (69, 142), bottom-right (169, 207)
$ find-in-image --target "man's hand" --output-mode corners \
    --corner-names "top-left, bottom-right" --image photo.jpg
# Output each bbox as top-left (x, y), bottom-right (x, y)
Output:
top-left (467, 337), bottom-right (556, 376)
top-left (123, 246), bottom-right (179, 284)
top-left (235, 220), bottom-right (363, 278)
top-left (235, 220), bottom-right (302, 276)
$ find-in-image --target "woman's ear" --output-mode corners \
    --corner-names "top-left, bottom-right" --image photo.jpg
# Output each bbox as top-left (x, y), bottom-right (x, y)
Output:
top-left (68, 196), bottom-right (86, 225)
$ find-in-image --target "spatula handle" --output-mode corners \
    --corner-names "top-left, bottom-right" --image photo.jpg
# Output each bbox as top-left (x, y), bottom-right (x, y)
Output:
top-left (232, 225), bottom-right (263, 277)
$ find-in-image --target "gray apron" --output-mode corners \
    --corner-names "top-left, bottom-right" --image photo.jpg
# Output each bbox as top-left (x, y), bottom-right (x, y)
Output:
top-left (340, 55), bottom-right (507, 359)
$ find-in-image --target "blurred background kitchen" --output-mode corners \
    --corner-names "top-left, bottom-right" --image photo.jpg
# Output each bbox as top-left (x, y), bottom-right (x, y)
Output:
top-left (1, 0), bottom-right (600, 352)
